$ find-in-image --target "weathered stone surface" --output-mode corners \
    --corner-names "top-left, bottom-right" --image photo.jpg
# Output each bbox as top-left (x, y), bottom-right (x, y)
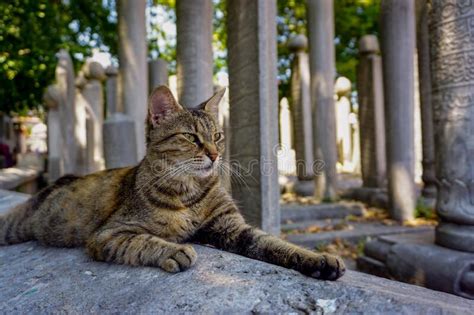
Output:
top-left (1, 242), bottom-right (473, 313)
top-left (227, 0), bottom-right (280, 234)
top-left (307, 0), bottom-right (338, 201)
top-left (380, 0), bottom-right (416, 222)
top-left (429, 0), bottom-right (474, 253)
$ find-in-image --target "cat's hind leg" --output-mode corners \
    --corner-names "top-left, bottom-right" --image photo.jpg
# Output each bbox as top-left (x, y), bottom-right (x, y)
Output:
top-left (86, 226), bottom-right (197, 272)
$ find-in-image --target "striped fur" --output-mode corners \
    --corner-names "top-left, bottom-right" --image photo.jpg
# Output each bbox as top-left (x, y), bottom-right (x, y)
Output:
top-left (0, 86), bottom-right (345, 280)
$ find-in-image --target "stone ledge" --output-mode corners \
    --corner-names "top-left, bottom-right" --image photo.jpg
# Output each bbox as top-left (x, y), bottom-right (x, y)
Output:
top-left (1, 242), bottom-right (473, 313)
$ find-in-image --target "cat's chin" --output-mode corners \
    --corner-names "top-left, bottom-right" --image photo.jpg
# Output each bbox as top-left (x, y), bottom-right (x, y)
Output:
top-left (194, 166), bottom-right (215, 178)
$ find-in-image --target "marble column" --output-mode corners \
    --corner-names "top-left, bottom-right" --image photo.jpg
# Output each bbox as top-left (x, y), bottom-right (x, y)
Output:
top-left (227, 0), bottom-right (280, 235)
top-left (105, 66), bottom-right (119, 118)
top-left (306, 0), bottom-right (338, 201)
top-left (429, 0), bottom-right (474, 253)
top-left (176, 0), bottom-right (213, 108)
top-left (380, 0), bottom-right (416, 222)
top-left (118, 0), bottom-right (148, 160)
top-left (148, 59), bottom-right (169, 93)
top-left (415, 0), bottom-right (437, 199)
top-left (357, 35), bottom-right (387, 188)
top-left (289, 35), bottom-right (314, 181)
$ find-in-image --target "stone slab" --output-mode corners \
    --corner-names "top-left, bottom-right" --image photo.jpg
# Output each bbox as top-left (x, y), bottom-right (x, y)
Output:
top-left (281, 203), bottom-right (365, 223)
top-left (285, 223), bottom-right (433, 248)
top-left (0, 168), bottom-right (40, 191)
top-left (0, 189), bottom-right (29, 214)
top-left (0, 242), bottom-right (473, 313)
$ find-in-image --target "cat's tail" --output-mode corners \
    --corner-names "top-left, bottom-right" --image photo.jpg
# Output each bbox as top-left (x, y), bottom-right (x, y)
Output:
top-left (0, 200), bottom-right (34, 245)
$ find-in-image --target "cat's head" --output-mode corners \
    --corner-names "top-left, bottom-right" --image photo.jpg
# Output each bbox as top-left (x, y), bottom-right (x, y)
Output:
top-left (145, 86), bottom-right (226, 179)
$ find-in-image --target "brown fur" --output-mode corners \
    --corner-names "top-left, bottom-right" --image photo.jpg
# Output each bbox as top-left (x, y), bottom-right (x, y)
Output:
top-left (0, 86), bottom-right (345, 280)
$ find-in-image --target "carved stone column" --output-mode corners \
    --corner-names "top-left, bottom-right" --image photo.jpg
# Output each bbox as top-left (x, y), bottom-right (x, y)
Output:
top-left (416, 0), bottom-right (437, 199)
top-left (357, 35), bottom-right (386, 188)
top-left (380, 0), bottom-right (416, 221)
top-left (227, 0), bottom-right (280, 234)
top-left (289, 35), bottom-right (314, 181)
top-left (430, 0), bottom-right (474, 253)
top-left (306, 0), bottom-right (338, 201)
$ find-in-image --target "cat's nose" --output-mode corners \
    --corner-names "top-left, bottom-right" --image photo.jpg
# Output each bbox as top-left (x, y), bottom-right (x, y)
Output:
top-left (207, 152), bottom-right (218, 162)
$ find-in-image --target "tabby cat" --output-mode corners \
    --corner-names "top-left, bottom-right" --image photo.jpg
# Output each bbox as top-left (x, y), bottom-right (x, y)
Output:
top-left (0, 86), bottom-right (345, 280)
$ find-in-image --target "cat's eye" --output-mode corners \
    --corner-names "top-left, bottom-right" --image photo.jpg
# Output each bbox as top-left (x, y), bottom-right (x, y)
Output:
top-left (182, 133), bottom-right (200, 144)
top-left (214, 132), bottom-right (224, 142)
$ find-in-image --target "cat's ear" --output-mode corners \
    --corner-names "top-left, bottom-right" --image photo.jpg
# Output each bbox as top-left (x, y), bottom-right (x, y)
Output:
top-left (148, 86), bottom-right (183, 127)
top-left (202, 88), bottom-right (226, 117)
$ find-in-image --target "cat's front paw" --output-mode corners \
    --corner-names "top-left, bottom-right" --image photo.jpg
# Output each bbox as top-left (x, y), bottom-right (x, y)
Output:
top-left (302, 253), bottom-right (346, 281)
top-left (160, 244), bottom-right (197, 273)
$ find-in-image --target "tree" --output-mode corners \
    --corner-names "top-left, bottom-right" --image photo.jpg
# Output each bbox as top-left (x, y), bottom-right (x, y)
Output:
top-left (0, 0), bottom-right (116, 114)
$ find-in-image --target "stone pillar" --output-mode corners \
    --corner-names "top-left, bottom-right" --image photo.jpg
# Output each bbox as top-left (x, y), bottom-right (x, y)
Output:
top-left (74, 71), bottom-right (89, 175)
top-left (105, 66), bottom-right (119, 118)
top-left (380, 0), bottom-right (416, 222)
top-left (227, 0), bottom-right (280, 235)
top-left (43, 85), bottom-right (63, 182)
top-left (118, 0), bottom-right (148, 160)
top-left (335, 77), bottom-right (353, 171)
top-left (357, 35), bottom-right (387, 188)
top-left (429, 0), bottom-right (474, 253)
top-left (55, 49), bottom-right (77, 174)
top-left (306, 0), bottom-right (338, 201)
top-left (82, 62), bottom-right (106, 173)
top-left (176, 0), bottom-right (213, 108)
top-left (289, 35), bottom-right (314, 181)
top-left (415, 0), bottom-right (437, 199)
top-left (103, 113), bottom-right (138, 169)
top-left (148, 59), bottom-right (169, 93)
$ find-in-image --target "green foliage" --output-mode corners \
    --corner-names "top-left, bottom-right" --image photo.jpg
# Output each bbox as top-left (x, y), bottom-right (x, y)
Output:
top-left (0, 0), bottom-right (116, 114)
top-left (415, 198), bottom-right (437, 220)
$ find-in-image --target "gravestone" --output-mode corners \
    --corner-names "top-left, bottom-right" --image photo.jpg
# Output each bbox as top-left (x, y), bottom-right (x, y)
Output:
top-left (357, 35), bottom-right (386, 188)
top-left (82, 61), bottom-right (106, 173)
top-left (105, 66), bottom-right (119, 118)
top-left (103, 113), bottom-right (138, 169)
top-left (43, 85), bottom-right (63, 182)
